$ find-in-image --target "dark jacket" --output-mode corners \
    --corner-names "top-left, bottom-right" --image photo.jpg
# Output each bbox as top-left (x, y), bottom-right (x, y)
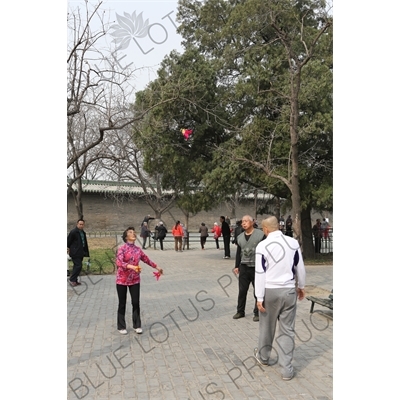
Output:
top-left (233, 225), bottom-right (244, 245)
top-left (221, 221), bottom-right (231, 237)
top-left (155, 225), bottom-right (167, 240)
top-left (140, 224), bottom-right (150, 238)
top-left (141, 216), bottom-right (154, 226)
top-left (285, 217), bottom-right (293, 231)
top-left (67, 227), bottom-right (89, 259)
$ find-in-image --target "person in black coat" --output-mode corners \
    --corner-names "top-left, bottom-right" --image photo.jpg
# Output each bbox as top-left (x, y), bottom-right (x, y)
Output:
top-left (155, 222), bottom-right (168, 250)
top-left (220, 216), bottom-right (231, 259)
top-left (233, 220), bottom-right (244, 245)
top-left (67, 219), bottom-right (90, 286)
top-left (141, 214), bottom-right (155, 227)
top-left (285, 215), bottom-right (293, 237)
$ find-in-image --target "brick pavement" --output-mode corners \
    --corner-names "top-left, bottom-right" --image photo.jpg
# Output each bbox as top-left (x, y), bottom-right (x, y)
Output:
top-left (68, 242), bottom-right (333, 400)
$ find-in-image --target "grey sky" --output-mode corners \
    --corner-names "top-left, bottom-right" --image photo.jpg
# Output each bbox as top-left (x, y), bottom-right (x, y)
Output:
top-left (68, 0), bottom-right (184, 93)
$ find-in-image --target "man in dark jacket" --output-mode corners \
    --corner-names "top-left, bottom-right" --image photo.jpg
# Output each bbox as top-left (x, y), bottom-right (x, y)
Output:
top-left (141, 214), bottom-right (155, 227)
top-left (285, 215), bottom-right (293, 237)
top-left (233, 220), bottom-right (244, 245)
top-left (220, 216), bottom-right (231, 259)
top-left (67, 219), bottom-right (90, 286)
top-left (155, 221), bottom-right (168, 251)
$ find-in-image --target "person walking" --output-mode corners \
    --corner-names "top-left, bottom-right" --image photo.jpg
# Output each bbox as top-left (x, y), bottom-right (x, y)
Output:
top-left (312, 219), bottom-right (322, 253)
top-left (115, 227), bottom-right (164, 335)
top-left (155, 221), bottom-right (167, 250)
top-left (232, 215), bottom-right (265, 321)
top-left (211, 222), bottom-right (222, 249)
top-left (220, 216), bottom-right (231, 259)
top-left (140, 222), bottom-right (150, 249)
top-left (67, 218), bottom-right (90, 287)
top-left (172, 220), bottom-right (184, 252)
top-left (253, 216), bottom-right (306, 381)
top-left (181, 223), bottom-right (188, 250)
top-left (285, 215), bottom-right (293, 237)
top-left (199, 222), bottom-right (209, 250)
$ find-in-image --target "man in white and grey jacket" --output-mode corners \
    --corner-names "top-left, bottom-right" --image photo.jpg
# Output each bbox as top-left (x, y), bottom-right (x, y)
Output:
top-left (254, 216), bottom-right (306, 381)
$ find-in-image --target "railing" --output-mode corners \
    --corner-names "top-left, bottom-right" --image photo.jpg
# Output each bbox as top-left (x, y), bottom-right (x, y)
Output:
top-left (311, 228), bottom-right (333, 254)
top-left (69, 229), bottom-right (333, 276)
top-left (79, 229), bottom-right (333, 255)
top-left (85, 231), bottom-right (121, 238)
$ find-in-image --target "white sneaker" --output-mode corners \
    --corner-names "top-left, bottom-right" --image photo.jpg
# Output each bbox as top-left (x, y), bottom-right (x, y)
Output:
top-left (135, 328), bottom-right (143, 334)
top-left (118, 329), bottom-right (128, 335)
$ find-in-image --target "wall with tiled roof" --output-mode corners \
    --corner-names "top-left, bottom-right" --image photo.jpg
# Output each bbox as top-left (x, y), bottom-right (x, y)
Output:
top-left (67, 182), bottom-right (332, 232)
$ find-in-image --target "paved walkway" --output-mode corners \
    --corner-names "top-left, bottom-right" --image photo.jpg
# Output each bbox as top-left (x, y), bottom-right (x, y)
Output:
top-left (68, 243), bottom-right (333, 400)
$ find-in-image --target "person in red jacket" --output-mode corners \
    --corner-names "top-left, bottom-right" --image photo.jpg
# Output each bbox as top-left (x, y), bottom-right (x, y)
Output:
top-left (115, 227), bottom-right (163, 335)
top-left (172, 220), bottom-right (184, 252)
top-left (211, 222), bottom-right (222, 249)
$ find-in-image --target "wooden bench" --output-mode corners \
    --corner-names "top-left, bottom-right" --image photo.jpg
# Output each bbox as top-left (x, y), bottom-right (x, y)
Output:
top-left (306, 290), bottom-right (333, 313)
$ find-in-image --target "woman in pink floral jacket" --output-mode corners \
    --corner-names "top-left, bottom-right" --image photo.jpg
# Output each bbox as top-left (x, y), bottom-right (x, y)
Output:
top-left (115, 227), bottom-right (163, 335)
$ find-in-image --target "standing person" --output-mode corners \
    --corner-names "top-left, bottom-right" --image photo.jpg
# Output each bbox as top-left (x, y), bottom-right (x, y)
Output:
top-left (253, 216), bottom-right (306, 381)
top-left (140, 222), bottom-right (150, 250)
top-left (172, 220), bottom-right (184, 252)
top-left (285, 215), bottom-right (293, 237)
top-left (312, 219), bottom-right (322, 253)
top-left (220, 216), bottom-right (231, 259)
top-left (141, 214), bottom-right (154, 227)
top-left (155, 221), bottom-right (167, 251)
top-left (321, 218), bottom-right (330, 241)
top-left (199, 222), bottom-right (209, 250)
top-left (211, 222), bottom-right (222, 249)
top-left (115, 227), bottom-right (164, 335)
top-left (233, 220), bottom-right (244, 245)
top-left (67, 218), bottom-right (90, 287)
top-left (181, 223), bottom-right (188, 250)
top-left (232, 215), bottom-right (265, 321)
top-left (279, 216), bottom-right (285, 232)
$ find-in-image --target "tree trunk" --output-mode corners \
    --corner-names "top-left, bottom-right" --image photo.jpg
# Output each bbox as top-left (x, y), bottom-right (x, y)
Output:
top-left (290, 72), bottom-right (302, 246)
top-left (275, 196), bottom-right (281, 219)
top-left (254, 188), bottom-right (258, 221)
top-left (301, 207), bottom-right (314, 259)
top-left (72, 178), bottom-right (84, 219)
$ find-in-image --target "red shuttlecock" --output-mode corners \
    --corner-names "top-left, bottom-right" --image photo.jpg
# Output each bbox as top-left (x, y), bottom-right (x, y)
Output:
top-left (181, 128), bottom-right (193, 140)
top-left (153, 271), bottom-right (161, 281)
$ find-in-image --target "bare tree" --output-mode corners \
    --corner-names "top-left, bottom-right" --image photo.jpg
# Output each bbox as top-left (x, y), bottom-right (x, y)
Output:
top-left (67, 0), bottom-right (177, 218)
top-left (99, 125), bottom-right (177, 220)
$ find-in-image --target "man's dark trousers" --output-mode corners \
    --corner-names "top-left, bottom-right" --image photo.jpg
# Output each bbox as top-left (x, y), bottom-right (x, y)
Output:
top-left (223, 235), bottom-right (231, 257)
top-left (237, 264), bottom-right (258, 316)
top-left (70, 257), bottom-right (83, 283)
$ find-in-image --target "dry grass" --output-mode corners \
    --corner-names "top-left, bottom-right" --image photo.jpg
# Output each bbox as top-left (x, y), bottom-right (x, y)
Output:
top-left (87, 237), bottom-right (119, 251)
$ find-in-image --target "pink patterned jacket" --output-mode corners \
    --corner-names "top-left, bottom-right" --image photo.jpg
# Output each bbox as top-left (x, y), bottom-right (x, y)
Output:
top-left (115, 242), bottom-right (157, 285)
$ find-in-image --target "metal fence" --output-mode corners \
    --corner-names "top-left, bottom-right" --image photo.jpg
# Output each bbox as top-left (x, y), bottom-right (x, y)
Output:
top-left (86, 231), bottom-right (121, 238)
top-left (70, 229), bottom-right (332, 276)
top-left (311, 228), bottom-right (333, 254)
top-left (83, 229), bottom-right (333, 254)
